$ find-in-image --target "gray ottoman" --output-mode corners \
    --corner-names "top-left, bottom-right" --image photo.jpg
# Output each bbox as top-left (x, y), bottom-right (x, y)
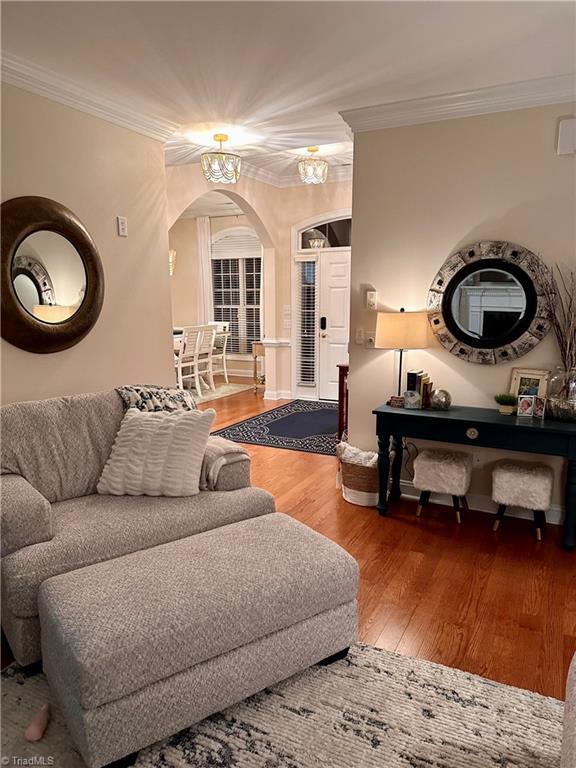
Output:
top-left (39, 512), bottom-right (358, 767)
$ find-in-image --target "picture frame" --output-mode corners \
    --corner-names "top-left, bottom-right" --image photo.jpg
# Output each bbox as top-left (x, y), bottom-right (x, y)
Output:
top-left (533, 396), bottom-right (546, 419)
top-left (517, 395), bottom-right (534, 417)
top-left (509, 368), bottom-right (550, 397)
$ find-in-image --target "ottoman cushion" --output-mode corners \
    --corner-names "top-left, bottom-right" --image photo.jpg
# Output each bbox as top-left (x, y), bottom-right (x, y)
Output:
top-left (492, 460), bottom-right (553, 511)
top-left (413, 449), bottom-right (472, 496)
top-left (39, 512), bottom-right (358, 711)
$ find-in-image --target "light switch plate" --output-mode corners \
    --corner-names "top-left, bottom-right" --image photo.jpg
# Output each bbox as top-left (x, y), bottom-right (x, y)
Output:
top-left (355, 328), bottom-right (365, 345)
top-left (117, 216), bottom-right (128, 237)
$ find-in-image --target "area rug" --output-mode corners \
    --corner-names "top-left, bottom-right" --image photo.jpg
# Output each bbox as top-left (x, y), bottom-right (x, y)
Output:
top-left (214, 399), bottom-right (339, 455)
top-left (1, 645), bottom-right (562, 768)
top-left (194, 382), bottom-right (253, 403)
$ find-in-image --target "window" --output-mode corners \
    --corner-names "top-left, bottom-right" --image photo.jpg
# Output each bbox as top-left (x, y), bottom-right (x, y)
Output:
top-left (296, 261), bottom-right (317, 386)
top-left (301, 218), bottom-right (351, 249)
top-left (211, 230), bottom-right (262, 354)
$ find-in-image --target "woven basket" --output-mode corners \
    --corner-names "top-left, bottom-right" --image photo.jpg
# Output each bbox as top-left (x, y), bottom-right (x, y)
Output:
top-left (340, 460), bottom-right (378, 495)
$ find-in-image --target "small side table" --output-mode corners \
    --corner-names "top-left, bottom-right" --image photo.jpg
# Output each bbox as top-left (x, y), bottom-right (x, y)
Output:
top-left (252, 342), bottom-right (265, 394)
top-left (337, 364), bottom-right (349, 439)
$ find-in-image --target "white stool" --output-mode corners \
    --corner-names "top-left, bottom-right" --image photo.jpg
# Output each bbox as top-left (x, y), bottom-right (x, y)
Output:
top-left (413, 449), bottom-right (472, 524)
top-left (492, 460), bottom-right (553, 540)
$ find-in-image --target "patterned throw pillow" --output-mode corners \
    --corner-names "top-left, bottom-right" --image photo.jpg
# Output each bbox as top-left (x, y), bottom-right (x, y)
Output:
top-left (97, 409), bottom-right (215, 496)
top-left (117, 385), bottom-right (197, 412)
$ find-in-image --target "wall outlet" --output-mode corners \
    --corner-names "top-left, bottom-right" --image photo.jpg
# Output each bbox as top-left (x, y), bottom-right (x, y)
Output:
top-left (117, 216), bottom-right (128, 237)
top-left (355, 328), bottom-right (365, 345)
top-left (366, 290), bottom-right (378, 310)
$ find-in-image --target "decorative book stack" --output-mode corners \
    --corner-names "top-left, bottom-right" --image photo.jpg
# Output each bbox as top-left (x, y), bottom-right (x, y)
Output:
top-left (406, 370), bottom-right (434, 409)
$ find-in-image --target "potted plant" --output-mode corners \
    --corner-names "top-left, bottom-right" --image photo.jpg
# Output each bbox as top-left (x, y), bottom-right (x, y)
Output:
top-left (494, 393), bottom-right (517, 415)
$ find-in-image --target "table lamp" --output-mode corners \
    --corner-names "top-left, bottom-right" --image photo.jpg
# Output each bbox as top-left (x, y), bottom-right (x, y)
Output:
top-left (375, 308), bottom-right (429, 396)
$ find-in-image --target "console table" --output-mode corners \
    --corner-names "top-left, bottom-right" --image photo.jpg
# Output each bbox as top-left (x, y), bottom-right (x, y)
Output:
top-left (373, 404), bottom-right (576, 550)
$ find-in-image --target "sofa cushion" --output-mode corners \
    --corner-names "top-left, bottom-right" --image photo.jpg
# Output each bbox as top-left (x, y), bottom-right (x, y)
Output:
top-left (97, 409), bottom-right (215, 497)
top-left (116, 385), bottom-right (197, 412)
top-left (1, 391), bottom-right (124, 503)
top-left (2, 487), bottom-right (275, 618)
top-left (39, 512), bottom-right (359, 710)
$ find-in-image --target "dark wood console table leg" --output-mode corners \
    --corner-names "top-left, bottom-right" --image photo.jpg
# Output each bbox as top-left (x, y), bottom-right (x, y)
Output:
top-left (377, 434), bottom-right (391, 515)
top-left (389, 433), bottom-right (403, 502)
top-left (564, 459), bottom-right (576, 551)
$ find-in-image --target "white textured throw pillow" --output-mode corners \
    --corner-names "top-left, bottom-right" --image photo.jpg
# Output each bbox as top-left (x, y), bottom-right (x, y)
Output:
top-left (97, 409), bottom-right (215, 497)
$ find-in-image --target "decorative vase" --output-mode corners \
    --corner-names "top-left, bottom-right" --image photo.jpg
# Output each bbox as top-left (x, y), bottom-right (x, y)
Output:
top-left (498, 405), bottom-right (515, 416)
top-left (547, 367), bottom-right (576, 422)
top-left (430, 389), bottom-right (452, 410)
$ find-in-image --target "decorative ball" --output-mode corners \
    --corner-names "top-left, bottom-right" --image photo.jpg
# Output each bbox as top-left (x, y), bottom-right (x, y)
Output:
top-left (430, 389), bottom-right (452, 410)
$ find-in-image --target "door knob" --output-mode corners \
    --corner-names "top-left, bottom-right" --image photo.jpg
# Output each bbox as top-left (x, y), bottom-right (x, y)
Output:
top-left (320, 333), bottom-right (327, 338)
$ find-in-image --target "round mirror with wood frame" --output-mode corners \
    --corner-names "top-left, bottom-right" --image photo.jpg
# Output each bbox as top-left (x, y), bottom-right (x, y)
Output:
top-left (1, 196), bottom-right (104, 353)
top-left (427, 240), bottom-right (551, 364)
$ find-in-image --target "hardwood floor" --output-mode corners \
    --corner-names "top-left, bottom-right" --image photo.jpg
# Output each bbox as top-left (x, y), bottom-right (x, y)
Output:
top-left (205, 386), bottom-right (575, 700)
top-left (2, 386), bottom-right (573, 701)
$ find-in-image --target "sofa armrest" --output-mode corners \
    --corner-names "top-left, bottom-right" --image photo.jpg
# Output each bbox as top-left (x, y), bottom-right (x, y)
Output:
top-left (562, 652), bottom-right (576, 768)
top-left (0, 474), bottom-right (53, 556)
top-left (201, 436), bottom-right (251, 491)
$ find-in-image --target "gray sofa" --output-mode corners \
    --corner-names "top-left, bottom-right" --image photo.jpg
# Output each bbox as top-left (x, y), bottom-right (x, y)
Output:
top-left (1, 390), bottom-right (275, 665)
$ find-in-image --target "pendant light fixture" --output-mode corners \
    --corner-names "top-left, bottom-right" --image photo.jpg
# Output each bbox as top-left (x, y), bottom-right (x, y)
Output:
top-left (298, 146), bottom-right (328, 185)
top-left (201, 134), bottom-right (241, 184)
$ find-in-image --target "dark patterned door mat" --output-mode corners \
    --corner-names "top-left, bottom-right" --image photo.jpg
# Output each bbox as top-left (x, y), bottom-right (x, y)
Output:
top-left (2, 645), bottom-right (563, 768)
top-left (214, 399), bottom-right (339, 455)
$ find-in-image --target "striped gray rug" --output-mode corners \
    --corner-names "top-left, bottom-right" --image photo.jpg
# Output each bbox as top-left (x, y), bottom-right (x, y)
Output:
top-left (2, 645), bottom-right (562, 768)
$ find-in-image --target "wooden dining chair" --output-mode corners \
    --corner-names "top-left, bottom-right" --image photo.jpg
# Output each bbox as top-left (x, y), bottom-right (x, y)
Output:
top-left (209, 322), bottom-right (230, 384)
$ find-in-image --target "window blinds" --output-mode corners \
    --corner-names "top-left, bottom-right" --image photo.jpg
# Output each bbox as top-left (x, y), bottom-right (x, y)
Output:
top-left (296, 261), bottom-right (317, 386)
top-left (211, 230), bottom-right (262, 354)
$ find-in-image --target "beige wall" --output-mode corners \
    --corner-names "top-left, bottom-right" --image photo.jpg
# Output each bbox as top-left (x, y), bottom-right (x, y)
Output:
top-left (348, 103), bottom-right (575, 507)
top-left (166, 167), bottom-right (352, 393)
top-left (168, 217), bottom-right (199, 326)
top-left (1, 84), bottom-right (175, 404)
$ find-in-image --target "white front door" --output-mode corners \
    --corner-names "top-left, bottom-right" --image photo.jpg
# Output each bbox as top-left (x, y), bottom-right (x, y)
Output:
top-left (318, 250), bottom-right (351, 400)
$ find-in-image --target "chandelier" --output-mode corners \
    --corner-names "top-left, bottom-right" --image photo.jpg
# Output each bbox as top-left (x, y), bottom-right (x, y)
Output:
top-left (201, 134), bottom-right (241, 184)
top-left (298, 147), bottom-right (328, 185)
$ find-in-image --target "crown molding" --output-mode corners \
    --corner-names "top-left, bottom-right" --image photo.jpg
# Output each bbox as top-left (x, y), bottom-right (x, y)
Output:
top-left (340, 74), bottom-right (576, 133)
top-left (1, 52), bottom-right (179, 142)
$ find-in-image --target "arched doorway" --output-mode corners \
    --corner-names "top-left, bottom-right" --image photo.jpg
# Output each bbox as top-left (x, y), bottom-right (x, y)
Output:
top-left (168, 189), bottom-right (278, 397)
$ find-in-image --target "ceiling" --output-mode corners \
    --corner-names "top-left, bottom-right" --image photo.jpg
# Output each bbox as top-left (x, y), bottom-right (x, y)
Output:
top-left (2, 2), bottom-right (574, 185)
top-left (181, 191), bottom-right (244, 219)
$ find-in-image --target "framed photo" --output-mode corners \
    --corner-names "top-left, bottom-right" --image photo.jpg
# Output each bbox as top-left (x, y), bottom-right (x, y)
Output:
top-left (533, 396), bottom-right (546, 419)
top-left (517, 395), bottom-right (534, 416)
top-left (510, 368), bottom-right (549, 397)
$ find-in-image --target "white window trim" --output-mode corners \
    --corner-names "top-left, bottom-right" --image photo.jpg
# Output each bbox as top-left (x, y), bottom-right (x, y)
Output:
top-left (211, 226), bottom-right (263, 356)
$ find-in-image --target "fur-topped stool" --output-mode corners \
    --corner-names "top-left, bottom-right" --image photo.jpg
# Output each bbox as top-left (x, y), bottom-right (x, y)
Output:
top-left (492, 460), bottom-right (553, 540)
top-left (413, 449), bottom-right (472, 524)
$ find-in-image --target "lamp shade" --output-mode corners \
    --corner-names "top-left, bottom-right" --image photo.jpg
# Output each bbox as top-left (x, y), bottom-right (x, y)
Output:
top-left (374, 311), bottom-right (429, 350)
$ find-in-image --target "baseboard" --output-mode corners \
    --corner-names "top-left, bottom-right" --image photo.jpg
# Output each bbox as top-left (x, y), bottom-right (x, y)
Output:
top-left (263, 389), bottom-right (292, 400)
top-left (225, 368), bottom-right (253, 378)
top-left (399, 480), bottom-right (563, 526)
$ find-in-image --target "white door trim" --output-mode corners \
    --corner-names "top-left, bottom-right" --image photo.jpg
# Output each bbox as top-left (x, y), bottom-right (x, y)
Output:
top-left (290, 208), bottom-right (352, 400)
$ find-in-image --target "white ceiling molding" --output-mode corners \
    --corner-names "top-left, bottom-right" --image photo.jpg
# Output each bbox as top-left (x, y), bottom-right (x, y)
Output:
top-left (1, 52), bottom-right (179, 142)
top-left (340, 75), bottom-right (576, 133)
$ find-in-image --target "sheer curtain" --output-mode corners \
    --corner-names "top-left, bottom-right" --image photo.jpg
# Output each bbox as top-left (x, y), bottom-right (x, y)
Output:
top-left (196, 216), bottom-right (213, 323)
